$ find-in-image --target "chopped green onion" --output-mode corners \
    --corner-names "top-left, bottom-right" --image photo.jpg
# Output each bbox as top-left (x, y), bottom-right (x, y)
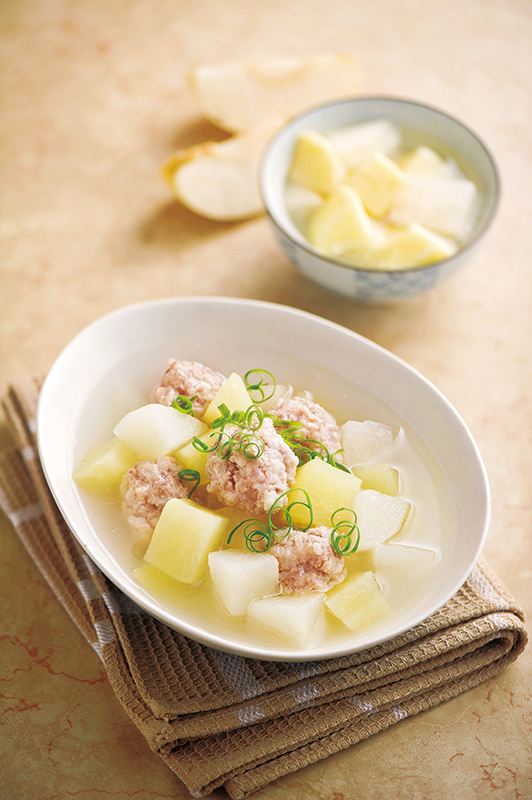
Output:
top-left (330, 507), bottom-right (360, 555)
top-left (178, 468), bottom-right (201, 498)
top-left (227, 519), bottom-right (271, 552)
top-left (171, 395), bottom-right (196, 416)
top-left (244, 369), bottom-right (276, 403)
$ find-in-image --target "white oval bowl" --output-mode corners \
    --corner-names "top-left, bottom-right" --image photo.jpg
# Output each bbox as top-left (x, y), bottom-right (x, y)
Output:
top-left (260, 96), bottom-right (500, 302)
top-left (37, 297), bottom-right (490, 660)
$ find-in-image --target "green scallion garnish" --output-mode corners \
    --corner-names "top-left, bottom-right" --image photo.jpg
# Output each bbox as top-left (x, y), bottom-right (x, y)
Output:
top-left (178, 468), bottom-right (201, 498)
top-left (244, 369), bottom-right (276, 403)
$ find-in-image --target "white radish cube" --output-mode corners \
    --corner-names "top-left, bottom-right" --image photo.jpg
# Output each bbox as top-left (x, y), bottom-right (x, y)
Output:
top-left (73, 438), bottom-right (135, 490)
top-left (340, 420), bottom-right (395, 465)
top-left (246, 593), bottom-right (325, 647)
top-left (113, 404), bottom-right (207, 460)
top-left (389, 175), bottom-right (479, 241)
top-left (202, 372), bottom-right (253, 425)
top-left (208, 550), bottom-right (279, 616)
top-left (350, 463), bottom-right (399, 496)
top-left (144, 498), bottom-right (228, 584)
top-left (327, 119), bottom-right (401, 166)
top-left (324, 571), bottom-right (389, 631)
top-left (373, 543), bottom-right (439, 582)
top-left (354, 490), bottom-right (411, 550)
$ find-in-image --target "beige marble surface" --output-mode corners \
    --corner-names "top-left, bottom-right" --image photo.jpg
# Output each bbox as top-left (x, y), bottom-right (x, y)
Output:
top-left (1, 1), bottom-right (531, 798)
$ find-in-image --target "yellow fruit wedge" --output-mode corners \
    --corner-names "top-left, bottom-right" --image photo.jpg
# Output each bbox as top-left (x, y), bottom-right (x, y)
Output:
top-left (288, 131), bottom-right (345, 196)
top-left (388, 174), bottom-right (479, 240)
top-left (377, 222), bottom-right (458, 269)
top-left (307, 185), bottom-right (383, 257)
top-left (397, 145), bottom-right (447, 174)
top-left (345, 152), bottom-right (406, 217)
top-left (188, 53), bottom-right (359, 133)
top-left (326, 119), bottom-right (401, 166)
top-left (162, 118), bottom-right (283, 220)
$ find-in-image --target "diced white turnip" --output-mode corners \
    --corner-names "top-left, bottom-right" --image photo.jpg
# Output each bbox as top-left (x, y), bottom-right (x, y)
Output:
top-left (324, 570), bottom-right (389, 631)
top-left (208, 550), bottom-right (279, 616)
top-left (246, 593), bottom-right (326, 647)
top-left (340, 420), bottom-right (396, 466)
top-left (373, 543), bottom-right (439, 582)
top-left (113, 404), bottom-right (207, 460)
top-left (144, 498), bottom-right (228, 584)
top-left (354, 489), bottom-right (411, 550)
top-left (350, 463), bottom-right (400, 496)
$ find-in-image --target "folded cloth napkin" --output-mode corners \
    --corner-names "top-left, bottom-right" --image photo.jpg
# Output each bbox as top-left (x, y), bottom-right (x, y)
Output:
top-left (0, 376), bottom-right (528, 799)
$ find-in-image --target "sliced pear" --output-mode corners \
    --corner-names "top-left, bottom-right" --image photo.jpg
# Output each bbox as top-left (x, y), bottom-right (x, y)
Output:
top-left (345, 152), bottom-right (406, 217)
top-left (388, 174), bottom-right (479, 240)
top-left (307, 185), bottom-right (383, 257)
top-left (326, 119), bottom-right (401, 167)
top-left (188, 53), bottom-right (359, 133)
top-left (378, 222), bottom-right (458, 269)
top-left (397, 146), bottom-right (460, 178)
top-left (162, 118), bottom-right (283, 220)
top-left (288, 131), bottom-right (345, 195)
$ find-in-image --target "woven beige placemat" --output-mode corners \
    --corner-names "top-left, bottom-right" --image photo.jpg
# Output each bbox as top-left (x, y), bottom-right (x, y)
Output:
top-left (0, 376), bottom-right (527, 799)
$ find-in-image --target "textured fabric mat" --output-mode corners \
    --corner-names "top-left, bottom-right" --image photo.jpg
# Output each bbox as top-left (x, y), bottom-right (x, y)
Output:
top-left (0, 376), bottom-right (527, 799)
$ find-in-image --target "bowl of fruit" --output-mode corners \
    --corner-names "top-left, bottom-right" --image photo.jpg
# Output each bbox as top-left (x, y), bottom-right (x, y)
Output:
top-left (37, 296), bottom-right (490, 660)
top-left (260, 96), bottom-right (500, 302)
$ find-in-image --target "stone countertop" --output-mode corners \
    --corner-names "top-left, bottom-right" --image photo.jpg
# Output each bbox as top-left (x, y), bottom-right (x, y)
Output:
top-left (1, 1), bottom-right (530, 798)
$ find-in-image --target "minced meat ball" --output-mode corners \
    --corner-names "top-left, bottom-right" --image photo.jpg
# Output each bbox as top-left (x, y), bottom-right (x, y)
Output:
top-left (205, 417), bottom-right (298, 515)
top-left (268, 396), bottom-right (341, 456)
top-left (269, 526), bottom-right (346, 594)
top-left (151, 359), bottom-right (224, 415)
top-left (121, 456), bottom-right (188, 535)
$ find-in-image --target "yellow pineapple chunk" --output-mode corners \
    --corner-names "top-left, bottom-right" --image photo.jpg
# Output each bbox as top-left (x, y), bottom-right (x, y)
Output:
top-left (144, 498), bottom-right (229, 584)
top-left (73, 438), bottom-right (135, 490)
top-left (324, 570), bottom-right (389, 631)
top-left (289, 458), bottom-right (362, 529)
top-left (288, 130), bottom-right (345, 196)
top-left (378, 222), bottom-right (457, 268)
top-left (202, 372), bottom-right (252, 425)
top-left (345, 152), bottom-right (406, 217)
top-left (307, 185), bottom-right (382, 258)
top-left (350, 463), bottom-right (399, 496)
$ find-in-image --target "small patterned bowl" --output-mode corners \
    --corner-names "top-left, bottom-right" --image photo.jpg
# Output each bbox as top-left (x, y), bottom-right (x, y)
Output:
top-left (260, 96), bottom-right (500, 302)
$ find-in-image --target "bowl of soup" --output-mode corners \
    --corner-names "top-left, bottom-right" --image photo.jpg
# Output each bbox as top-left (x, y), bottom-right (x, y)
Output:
top-left (37, 297), bottom-right (490, 660)
top-left (260, 97), bottom-right (500, 302)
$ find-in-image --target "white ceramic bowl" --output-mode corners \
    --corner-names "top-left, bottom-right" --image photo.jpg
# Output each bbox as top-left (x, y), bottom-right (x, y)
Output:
top-left (37, 297), bottom-right (490, 660)
top-left (260, 96), bottom-right (500, 302)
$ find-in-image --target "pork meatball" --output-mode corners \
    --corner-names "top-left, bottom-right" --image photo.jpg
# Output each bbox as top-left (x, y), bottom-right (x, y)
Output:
top-left (268, 396), bottom-right (341, 457)
top-left (269, 526), bottom-right (346, 594)
top-left (151, 359), bottom-right (224, 415)
top-left (121, 456), bottom-right (188, 535)
top-left (205, 417), bottom-right (298, 515)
